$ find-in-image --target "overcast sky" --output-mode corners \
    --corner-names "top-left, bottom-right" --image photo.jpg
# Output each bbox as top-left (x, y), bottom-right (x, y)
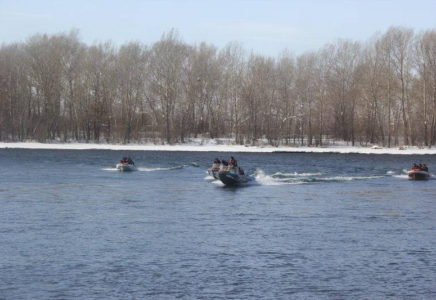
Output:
top-left (1, 0), bottom-right (436, 56)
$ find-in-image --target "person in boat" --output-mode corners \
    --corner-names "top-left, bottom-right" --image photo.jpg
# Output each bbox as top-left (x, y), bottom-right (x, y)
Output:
top-left (413, 163), bottom-right (419, 170)
top-left (214, 158), bottom-right (221, 164)
top-left (127, 157), bottom-right (135, 165)
top-left (229, 156), bottom-right (238, 167)
top-left (422, 164), bottom-right (429, 172)
top-left (121, 157), bottom-right (128, 164)
top-left (230, 156), bottom-right (244, 174)
top-left (221, 160), bottom-right (228, 166)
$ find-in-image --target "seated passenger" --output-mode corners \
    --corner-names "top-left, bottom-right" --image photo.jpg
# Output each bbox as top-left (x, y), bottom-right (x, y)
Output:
top-left (214, 158), bottom-right (221, 164)
top-left (121, 157), bottom-right (128, 163)
top-left (229, 156), bottom-right (238, 167)
top-left (221, 160), bottom-right (228, 166)
top-left (127, 157), bottom-right (134, 165)
top-left (422, 164), bottom-right (429, 172)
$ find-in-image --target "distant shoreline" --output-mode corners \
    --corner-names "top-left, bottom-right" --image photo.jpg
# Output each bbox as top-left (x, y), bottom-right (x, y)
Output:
top-left (1, 142), bottom-right (436, 155)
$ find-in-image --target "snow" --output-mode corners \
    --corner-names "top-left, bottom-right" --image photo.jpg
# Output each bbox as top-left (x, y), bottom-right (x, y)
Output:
top-left (1, 139), bottom-right (436, 155)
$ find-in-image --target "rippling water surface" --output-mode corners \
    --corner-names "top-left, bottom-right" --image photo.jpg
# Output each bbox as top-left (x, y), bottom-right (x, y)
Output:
top-left (1, 149), bottom-right (436, 299)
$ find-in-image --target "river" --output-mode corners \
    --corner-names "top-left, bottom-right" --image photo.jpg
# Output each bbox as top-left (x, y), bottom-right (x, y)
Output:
top-left (1, 149), bottom-right (436, 299)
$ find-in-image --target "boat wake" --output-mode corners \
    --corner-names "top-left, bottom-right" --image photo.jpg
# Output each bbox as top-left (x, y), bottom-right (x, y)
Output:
top-left (103, 163), bottom-right (199, 172)
top-left (272, 172), bottom-right (324, 178)
top-left (252, 169), bottom-right (302, 186)
top-left (393, 169), bottom-right (410, 179)
top-left (204, 175), bottom-right (216, 180)
top-left (138, 162), bottom-right (199, 172)
top-left (253, 169), bottom-right (385, 186)
top-left (137, 166), bottom-right (181, 171)
top-left (102, 167), bottom-right (118, 171)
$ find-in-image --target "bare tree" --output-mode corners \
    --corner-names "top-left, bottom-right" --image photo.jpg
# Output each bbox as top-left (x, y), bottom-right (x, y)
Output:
top-left (1, 27), bottom-right (436, 147)
top-left (385, 26), bottom-right (414, 145)
top-left (147, 29), bottom-right (187, 144)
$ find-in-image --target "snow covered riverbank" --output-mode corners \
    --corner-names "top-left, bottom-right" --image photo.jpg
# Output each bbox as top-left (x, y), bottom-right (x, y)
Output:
top-left (1, 140), bottom-right (436, 155)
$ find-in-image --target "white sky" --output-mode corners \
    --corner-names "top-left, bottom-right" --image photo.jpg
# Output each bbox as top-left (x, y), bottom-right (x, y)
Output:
top-left (1, 0), bottom-right (436, 56)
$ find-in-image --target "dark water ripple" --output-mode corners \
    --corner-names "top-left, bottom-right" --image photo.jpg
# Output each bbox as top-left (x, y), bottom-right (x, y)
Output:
top-left (1, 149), bottom-right (436, 299)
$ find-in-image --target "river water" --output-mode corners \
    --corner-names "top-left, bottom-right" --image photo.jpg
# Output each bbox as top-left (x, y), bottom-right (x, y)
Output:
top-left (1, 149), bottom-right (436, 299)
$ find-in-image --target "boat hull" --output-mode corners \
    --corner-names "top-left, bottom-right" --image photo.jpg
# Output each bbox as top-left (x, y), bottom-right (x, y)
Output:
top-left (218, 171), bottom-right (253, 185)
top-left (116, 163), bottom-right (136, 172)
top-left (408, 170), bottom-right (430, 180)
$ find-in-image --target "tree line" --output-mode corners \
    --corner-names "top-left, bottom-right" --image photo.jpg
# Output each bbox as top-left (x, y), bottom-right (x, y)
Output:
top-left (1, 27), bottom-right (436, 147)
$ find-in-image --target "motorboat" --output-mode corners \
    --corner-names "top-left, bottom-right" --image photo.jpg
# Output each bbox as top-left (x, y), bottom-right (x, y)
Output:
top-left (218, 165), bottom-right (254, 185)
top-left (116, 162), bottom-right (136, 172)
top-left (408, 169), bottom-right (430, 180)
top-left (116, 157), bottom-right (136, 172)
top-left (207, 163), bottom-right (221, 179)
